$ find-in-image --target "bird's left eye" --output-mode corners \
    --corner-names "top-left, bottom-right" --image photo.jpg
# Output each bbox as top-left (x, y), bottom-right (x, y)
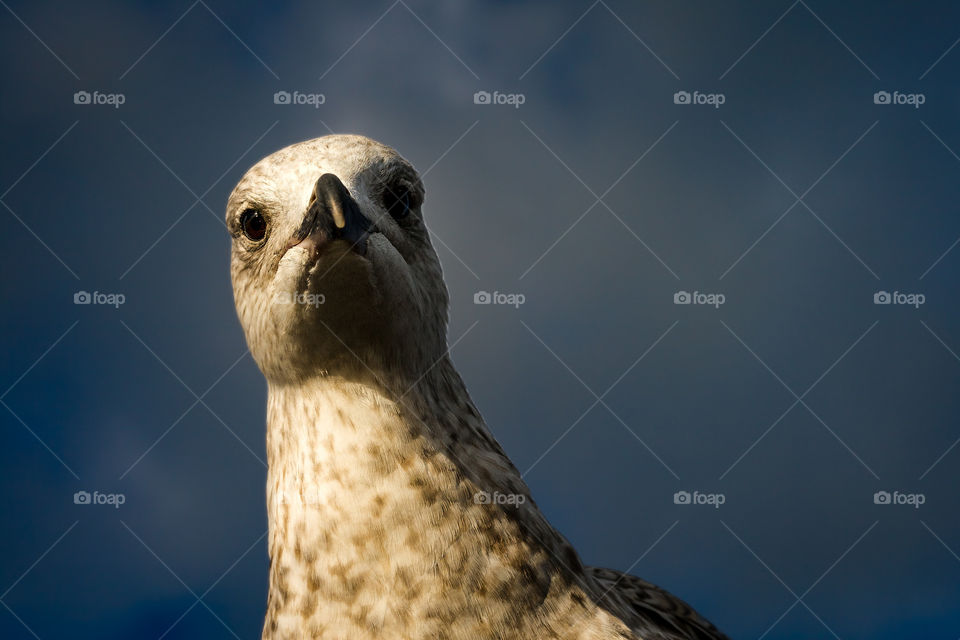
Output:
top-left (383, 188), bottom-right (411, 220)
top-left (240, 208), bottom-right (268, 241)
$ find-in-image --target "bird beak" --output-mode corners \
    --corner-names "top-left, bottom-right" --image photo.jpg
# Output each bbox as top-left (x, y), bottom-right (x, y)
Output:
top-left (288, 173), bottom-right (371, 255)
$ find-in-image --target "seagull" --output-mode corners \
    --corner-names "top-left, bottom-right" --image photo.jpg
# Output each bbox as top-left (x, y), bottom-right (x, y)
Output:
top-left (226, 134), bottom-right (730, 640)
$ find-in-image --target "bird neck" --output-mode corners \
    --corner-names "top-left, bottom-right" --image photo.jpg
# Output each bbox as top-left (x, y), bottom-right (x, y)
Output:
top-left (264, 357), bottom-right (523, 508)
top-left (261, 359), bottom-right (606, 639)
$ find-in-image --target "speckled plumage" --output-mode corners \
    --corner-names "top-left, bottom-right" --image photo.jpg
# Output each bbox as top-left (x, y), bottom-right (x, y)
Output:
top-left (226, 135), bottom-right (730, 640)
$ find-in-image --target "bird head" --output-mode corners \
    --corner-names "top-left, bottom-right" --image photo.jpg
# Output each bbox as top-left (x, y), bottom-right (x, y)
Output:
top-left (226, 135), bottom-right (449, 384)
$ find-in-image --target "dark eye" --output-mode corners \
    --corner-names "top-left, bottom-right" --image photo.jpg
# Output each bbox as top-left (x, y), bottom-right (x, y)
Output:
top-left (383, 187), bottom-right (411, 220)
top-left (240, 208), bottom-right (267, 241)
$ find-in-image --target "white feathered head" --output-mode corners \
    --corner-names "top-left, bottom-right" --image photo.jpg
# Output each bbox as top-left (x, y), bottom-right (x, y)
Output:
top-left (227, 135), bottom-right (448, 383)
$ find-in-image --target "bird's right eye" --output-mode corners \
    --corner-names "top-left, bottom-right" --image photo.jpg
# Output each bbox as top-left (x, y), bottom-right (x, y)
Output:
top-left (383, 187), bottom-right (411, 220)
top-left (240, 208), bottom-right (267, 242)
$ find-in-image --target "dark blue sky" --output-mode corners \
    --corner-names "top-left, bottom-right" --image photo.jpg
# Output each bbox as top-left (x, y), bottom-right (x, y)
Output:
top-left (1, 1), bottom-right (959, 638)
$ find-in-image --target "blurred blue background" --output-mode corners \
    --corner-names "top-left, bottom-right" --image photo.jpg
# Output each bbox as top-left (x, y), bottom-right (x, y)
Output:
top-left (1, 1), bottom-right (959, 638)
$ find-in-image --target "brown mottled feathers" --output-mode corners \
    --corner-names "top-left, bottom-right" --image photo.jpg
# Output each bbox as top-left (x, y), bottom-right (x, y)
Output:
top-left (589, 567), bottom-right (730, 640)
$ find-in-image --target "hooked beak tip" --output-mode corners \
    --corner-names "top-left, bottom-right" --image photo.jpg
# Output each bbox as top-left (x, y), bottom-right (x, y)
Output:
top-left (331, 204), bottom-right (347, 230)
